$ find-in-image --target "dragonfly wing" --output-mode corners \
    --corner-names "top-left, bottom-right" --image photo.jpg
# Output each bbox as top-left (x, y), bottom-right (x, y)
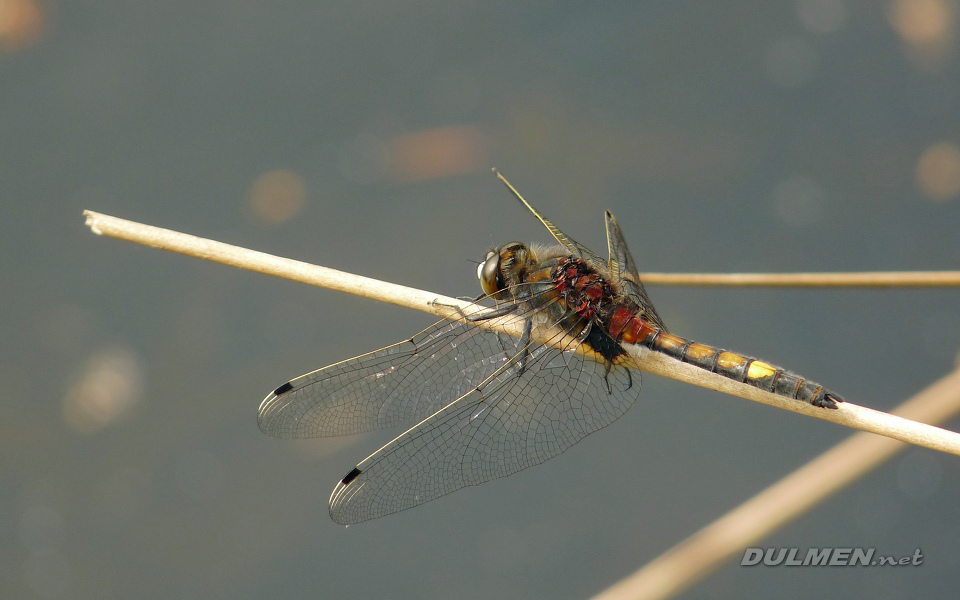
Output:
top-left (327, 328), bottom-right (641, 524)
top-left (604, 210), bottom-right (667, 331)
top-left (258, 316), bottom-right (524, 438)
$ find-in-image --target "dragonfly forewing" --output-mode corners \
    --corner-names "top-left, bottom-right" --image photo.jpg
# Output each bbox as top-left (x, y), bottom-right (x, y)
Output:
top-left (258, 314), bottom-right (525, 439)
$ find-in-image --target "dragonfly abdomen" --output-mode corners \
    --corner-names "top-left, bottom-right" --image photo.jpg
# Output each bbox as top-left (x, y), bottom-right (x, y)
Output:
top-left (606, 307), bottom-right (842, 409)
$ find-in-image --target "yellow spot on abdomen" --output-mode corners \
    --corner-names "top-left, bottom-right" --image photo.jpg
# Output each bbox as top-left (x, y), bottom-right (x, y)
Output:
top-left (685, 343), bottom-right (715, 360)
top-left (716, 352), bottom-right (746, 369)
top-left (747, 360), bottom-right (777, 379)
top-left (657, 334), bottom-right (685, 350)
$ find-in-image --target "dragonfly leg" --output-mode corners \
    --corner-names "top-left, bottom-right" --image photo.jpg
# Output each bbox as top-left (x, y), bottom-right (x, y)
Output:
top-left (430, 297), bottom-right (518, 322)
top-left (598, 362), bottom-right (633, 395)
top-left (623, 367), bottom-right (634, 391)
top-left (516, 318), bottom-right (532, 375)
top-left (465, 303), bottom-right (520, 321)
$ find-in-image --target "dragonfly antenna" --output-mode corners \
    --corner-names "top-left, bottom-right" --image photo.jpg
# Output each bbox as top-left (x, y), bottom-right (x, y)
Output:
top-left (492, 168), bottom-right (583, 254)
top-left (492, 168), bottom-right (526, 203)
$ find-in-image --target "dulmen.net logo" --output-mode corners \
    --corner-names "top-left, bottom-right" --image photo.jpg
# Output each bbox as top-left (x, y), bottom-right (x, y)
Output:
top-left (741, 548), bottom-right (924, 567)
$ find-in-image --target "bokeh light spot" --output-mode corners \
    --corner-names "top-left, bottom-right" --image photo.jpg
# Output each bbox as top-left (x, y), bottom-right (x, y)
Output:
top-left (915, 141), bottom-right (960, 201)
top-left (62, 346), bottom-right (144, 434)
top-left (0, 0), bottom-right (43, 51)
top-left (248, 169), bottom-right (306, 224)
top-left (888, 0), bottom-right (953, 44)
top-left (888, 0), bottom-right (956, 70)
top-left (387, 126), bottom-right (487, 182)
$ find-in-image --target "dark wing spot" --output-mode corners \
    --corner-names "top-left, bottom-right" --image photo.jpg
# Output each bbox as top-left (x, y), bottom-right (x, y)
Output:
top-left (341, 467), bottom-right (362, 486)
top-left (273, 381), bottom-right (294, 396)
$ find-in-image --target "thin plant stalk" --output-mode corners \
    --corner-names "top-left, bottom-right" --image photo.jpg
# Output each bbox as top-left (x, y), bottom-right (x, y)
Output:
top-left (638, 271), bottom-right (960, 287)
top-left (83, 210), bottom-right (960, 458)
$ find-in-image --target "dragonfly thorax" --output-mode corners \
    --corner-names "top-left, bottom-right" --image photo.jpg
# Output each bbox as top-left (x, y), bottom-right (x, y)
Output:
top-left (480, 241), bottom-right (636, 363)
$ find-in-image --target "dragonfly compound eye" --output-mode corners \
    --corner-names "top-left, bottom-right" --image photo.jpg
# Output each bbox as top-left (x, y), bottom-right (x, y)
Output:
top-left (479, 250), bottom-right (503, 296)
top-left (479, 242), bottom-right (527, 296)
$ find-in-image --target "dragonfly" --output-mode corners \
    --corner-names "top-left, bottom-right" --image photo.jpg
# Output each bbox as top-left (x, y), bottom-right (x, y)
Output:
top-left (258, 173), bottom-right (843, 525)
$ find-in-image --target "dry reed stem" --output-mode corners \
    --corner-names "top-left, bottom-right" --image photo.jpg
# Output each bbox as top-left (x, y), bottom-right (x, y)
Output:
top-left (590, 363), bottom-right (960, 600)
top-left (83, 210), bottom-right (960, 458)
top-left (639, 271), bottom-right (960, 287)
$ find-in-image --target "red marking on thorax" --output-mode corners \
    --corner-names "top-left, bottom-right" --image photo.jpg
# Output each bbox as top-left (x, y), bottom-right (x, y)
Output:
top-left (547, 257), bottom-right (661, 347)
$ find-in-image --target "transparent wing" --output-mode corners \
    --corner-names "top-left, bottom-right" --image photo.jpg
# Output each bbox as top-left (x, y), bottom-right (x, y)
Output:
top-left (327, 326), bottom-right (641, 525)
top-left (604, 210), bottom-right (667, 331)
top-left (258, 312), bottom-right (525, 439)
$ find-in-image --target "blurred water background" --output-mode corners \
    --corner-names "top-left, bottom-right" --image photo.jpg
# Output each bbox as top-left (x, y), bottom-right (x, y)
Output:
top-left (2, 1), bottom-right (960, 598)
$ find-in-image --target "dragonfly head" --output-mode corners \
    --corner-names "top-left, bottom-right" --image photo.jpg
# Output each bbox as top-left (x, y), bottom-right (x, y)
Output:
top-left (479, 242), bottom-right (527, 296)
